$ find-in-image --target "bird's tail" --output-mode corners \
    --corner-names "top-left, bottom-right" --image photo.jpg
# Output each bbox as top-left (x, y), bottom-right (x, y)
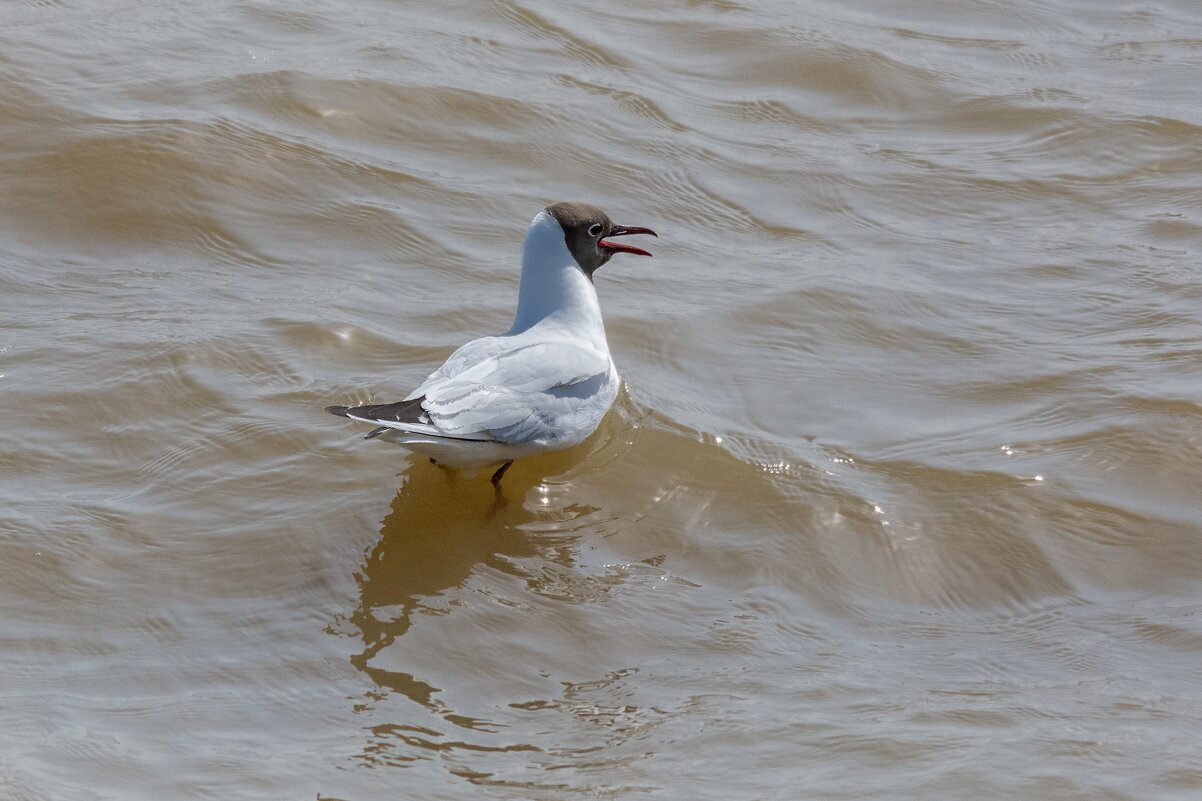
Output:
top-left (326, 405), bottom-right (393, 439)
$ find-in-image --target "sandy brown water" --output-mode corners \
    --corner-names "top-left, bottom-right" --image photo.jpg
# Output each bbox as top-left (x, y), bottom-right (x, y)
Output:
top-left (3, 0), bottom-right (1202, 798)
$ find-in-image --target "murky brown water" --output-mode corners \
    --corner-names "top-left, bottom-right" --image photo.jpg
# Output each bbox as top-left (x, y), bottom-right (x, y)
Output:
top-left (4, 0), bottom-right (1202, 798)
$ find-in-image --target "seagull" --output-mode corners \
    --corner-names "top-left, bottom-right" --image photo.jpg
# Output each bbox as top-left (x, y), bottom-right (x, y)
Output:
top-left (326, 201), bottom-right (657, 487)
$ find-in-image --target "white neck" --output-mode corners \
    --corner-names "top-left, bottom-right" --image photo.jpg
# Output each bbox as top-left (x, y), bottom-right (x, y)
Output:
top-left (508, 211), bottom-right (608, 345)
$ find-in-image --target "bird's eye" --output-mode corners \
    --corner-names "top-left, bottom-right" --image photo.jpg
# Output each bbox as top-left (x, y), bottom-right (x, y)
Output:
top-left (588, 223), bottom-right (603, 237)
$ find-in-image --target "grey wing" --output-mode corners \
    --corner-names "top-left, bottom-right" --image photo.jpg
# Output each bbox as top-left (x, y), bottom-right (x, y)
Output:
top-left (415, 340), bottom-right (614, 445)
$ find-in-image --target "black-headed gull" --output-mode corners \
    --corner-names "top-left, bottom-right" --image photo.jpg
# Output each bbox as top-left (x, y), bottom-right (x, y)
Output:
top-left (326, 201), bottom-right (657, 486)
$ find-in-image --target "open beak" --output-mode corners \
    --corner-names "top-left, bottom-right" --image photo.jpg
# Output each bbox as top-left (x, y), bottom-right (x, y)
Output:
top-left (599, 224), bottom-right (658, 257)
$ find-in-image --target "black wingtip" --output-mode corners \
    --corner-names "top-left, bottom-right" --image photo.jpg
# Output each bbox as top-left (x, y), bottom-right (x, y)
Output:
top-left (326, 405), bottom-right (350, 417)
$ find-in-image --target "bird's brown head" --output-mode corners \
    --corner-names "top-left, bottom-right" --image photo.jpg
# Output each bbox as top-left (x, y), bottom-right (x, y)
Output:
top-left (545, 201), bottom-right (657, 278)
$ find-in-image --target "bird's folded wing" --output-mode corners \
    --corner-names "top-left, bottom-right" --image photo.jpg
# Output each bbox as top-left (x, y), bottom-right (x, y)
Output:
top-left (415, 340), bottom-right (611, 444)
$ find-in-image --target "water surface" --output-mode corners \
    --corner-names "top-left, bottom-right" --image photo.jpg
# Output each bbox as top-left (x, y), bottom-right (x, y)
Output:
top-left (3, 0), bottom-right (1202, 798)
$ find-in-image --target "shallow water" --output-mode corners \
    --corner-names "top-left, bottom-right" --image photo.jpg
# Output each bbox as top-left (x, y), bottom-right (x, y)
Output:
top-left (3, 0), bottom-right (1202, 798)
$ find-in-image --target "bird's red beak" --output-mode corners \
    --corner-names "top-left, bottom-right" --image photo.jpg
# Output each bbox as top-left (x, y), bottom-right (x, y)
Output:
top-left (599, 224), bottom-right (657, 257)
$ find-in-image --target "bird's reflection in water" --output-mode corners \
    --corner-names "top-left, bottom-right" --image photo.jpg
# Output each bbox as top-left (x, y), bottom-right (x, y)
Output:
top-left (348, 435), bottom-right (612, 715)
